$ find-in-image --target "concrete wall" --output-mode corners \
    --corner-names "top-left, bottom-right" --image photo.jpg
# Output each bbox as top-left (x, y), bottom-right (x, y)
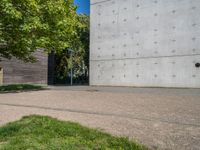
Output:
top-left (0, 50), bottom-right (48, 84)
top-left (90, 0), bottom-right (200, 88)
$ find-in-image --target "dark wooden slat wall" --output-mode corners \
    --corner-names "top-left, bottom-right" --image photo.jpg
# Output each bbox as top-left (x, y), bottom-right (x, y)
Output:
top-left (0, 50), bottom-right (48, 84)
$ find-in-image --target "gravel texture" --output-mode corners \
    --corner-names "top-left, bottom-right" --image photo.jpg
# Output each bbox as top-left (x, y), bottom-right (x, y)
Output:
top-left (0, 86), bottom-right (200, 150)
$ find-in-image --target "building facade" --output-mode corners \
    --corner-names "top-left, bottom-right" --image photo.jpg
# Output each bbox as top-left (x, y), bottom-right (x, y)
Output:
top-left (90, 0), bottom-right (200, 88)
top-left (0, 50), bottom-right (48, 84)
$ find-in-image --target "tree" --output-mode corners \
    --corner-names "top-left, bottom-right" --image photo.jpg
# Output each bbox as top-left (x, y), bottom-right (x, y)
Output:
top-left (54, 14), bottom-right (89, 84)
top-left (0, 0), bottom-right (77, 62)
top-left (76, 14), bottom-right (89, 74)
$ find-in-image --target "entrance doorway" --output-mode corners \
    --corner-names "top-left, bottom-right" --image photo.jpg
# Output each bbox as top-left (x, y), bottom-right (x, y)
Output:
top-left (48, 52), bottom-right (89, 86)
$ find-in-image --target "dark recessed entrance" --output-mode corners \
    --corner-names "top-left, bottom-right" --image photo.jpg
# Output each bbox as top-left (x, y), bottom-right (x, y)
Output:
top-left (48, 52), bottom-right (89, 86)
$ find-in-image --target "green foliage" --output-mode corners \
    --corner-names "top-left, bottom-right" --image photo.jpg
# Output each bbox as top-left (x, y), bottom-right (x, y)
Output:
top-left (0, 115), bottom-right (148, 150)
top-left (54, 14), bottom-right (89, 83)
top-left (75, 14), bottom-right (90, 75)
top-left (0, 0), bottom-right (77, 62)
top-left (0, 84), bottom-right (45, 93)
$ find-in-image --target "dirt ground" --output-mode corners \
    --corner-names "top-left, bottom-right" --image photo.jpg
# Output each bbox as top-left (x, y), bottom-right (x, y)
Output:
top-left (0, 86), bottom-right (200, 150)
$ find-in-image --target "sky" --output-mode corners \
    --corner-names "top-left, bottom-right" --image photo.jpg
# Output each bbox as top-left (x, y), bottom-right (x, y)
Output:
top-left (74, 0), bottom-right (90, 15)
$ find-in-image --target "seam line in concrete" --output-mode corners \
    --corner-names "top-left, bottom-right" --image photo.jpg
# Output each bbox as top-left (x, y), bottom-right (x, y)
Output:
top-left (91, 0), bottom-right (111, 5)
top-left (0, 103), bottom-right (200, 127)
top-left (90, 54), bottom-right (200, 62)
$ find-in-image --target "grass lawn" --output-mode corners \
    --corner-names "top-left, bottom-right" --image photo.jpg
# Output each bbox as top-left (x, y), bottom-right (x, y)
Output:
top-left (0, 115), bottom-right (147, 150)
top-left (0, 84), bottom-right (45, 93)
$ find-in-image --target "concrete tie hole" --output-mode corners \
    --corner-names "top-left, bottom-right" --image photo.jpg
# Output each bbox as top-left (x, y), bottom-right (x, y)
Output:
top-left (195, 63), bottom-right (200, 68)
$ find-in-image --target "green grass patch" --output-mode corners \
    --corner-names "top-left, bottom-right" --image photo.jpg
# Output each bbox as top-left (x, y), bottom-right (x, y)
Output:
top-left (0, 115), bottom-right (147, 150)
top-left (0, 84), bottom-right (45, 93)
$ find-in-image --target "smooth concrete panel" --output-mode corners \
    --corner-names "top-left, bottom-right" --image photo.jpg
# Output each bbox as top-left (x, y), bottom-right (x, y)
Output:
top-left (90, 55), bottom-right (200, 88)
top-left (90, 0), bottom-right (200, 88)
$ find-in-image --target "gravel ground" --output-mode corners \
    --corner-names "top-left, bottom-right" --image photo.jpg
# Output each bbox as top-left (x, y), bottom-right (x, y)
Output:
top-left (0, 86), bottom-right (200, 150)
